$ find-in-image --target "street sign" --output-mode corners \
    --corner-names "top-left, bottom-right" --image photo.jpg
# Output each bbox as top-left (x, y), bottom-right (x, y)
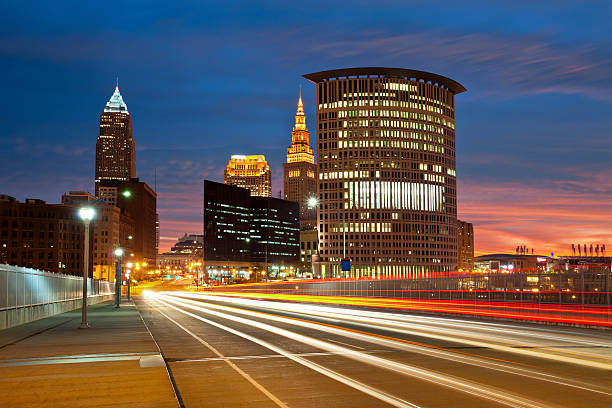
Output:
top-left (341, 258), bottom-right (351, 272)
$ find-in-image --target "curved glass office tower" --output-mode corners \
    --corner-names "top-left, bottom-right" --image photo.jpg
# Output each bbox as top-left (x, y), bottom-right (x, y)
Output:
top-left (303, 68), bottom-right (466, 278)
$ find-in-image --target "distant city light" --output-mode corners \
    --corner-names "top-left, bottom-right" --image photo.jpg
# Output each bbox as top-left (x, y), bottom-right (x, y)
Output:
top-left (114, 248), bottom-right (123, 257)
top-left (307, 196), bottom-right (318, 209)
top-left (122, 190), bottom-right (131, 198)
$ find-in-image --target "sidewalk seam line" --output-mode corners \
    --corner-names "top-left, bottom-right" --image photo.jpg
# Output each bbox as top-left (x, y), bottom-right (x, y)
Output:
top-left (135, 300), bottom-right (185, 408)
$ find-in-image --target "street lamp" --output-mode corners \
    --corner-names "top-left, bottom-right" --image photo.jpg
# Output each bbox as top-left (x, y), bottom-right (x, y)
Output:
top-left (114, 248), bottom-right (123, 308)
top-left (307, 196), bottom-right (318, 209)
top-left (78, 207), bottom-right (95, 329)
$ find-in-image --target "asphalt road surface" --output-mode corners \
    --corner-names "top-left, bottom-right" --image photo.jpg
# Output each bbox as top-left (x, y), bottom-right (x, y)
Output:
top-left (137, 291), bottom-right (612, 408)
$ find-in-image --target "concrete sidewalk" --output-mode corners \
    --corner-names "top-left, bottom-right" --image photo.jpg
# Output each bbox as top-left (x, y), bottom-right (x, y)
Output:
top-left (0, 300), bottom-right (179, 407)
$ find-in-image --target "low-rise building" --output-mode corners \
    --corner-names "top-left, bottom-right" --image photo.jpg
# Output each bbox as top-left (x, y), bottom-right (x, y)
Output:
top-left (157, 234), bottom-right (203, 273)
top-left (97, 178), bottom-right (157, 268)
top-left (0, 196), bottom-right (87, 276)
top-left (474, 254), bottom-right (549, 272)
top-left (61, 191), bottom-right (135, 281)
top-left (298, 229), bottom-right (318, 276)
top-left (457, 220), bottom-right (474, 270)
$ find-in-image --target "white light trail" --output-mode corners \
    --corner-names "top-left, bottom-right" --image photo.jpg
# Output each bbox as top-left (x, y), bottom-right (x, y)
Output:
top-left (174, 292), bottom-right (612, 371)
top-left (152, 292), bottom-right (553, 408)
top-left (149, 294), bottom-right (423, 408)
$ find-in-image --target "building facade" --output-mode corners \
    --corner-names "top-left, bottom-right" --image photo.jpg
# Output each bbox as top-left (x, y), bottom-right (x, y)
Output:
top-left (475, 254), bottom-right (548, 272)
top-left (0, 196), bottom-right (88, 276)
top-left (224, 155), bottom-right (271, 197)
top-left (157, 234), bottom-right (203, 273)
top-left (203, 180), bottom-right (251, 267)
top-left (203, 180), bottom-right (299, 279)
top-left (299, 229), bottom-right (318, 273)
top-left (283, 96), bottom-right (317, 229)
top-left (457, 220), bottom-right (474, 270)
top-left (250, 196), bottom-right (300, 266)
top-left (95, 86), bottom-right (136, 196)
top-left (61, 190), bottom-right (135, 281)
top-left (303, 68), bottom-right (466, 278)
top-left (97, 178), bottom-right (156, 267)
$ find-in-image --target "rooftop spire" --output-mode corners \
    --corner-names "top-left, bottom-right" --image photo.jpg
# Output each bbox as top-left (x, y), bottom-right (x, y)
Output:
top-left (104, 83), bottom-right (129, 114)
top-left (287, 90), bottom-right (313, 163)
top-left (294, 92), bottom-right (306, 131)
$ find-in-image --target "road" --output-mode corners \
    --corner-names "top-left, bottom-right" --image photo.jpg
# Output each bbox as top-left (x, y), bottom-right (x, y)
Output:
top-left (137, 291), bottom-right (612, 408)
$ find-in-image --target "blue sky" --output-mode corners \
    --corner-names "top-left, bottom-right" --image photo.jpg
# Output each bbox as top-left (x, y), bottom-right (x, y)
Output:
top-left (1, 1), bottom-right (611, 254)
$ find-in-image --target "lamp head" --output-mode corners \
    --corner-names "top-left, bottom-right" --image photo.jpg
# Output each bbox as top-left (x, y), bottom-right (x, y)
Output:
top-left (79, 207), bottom-right (95, 221)
top-left (307, 196), bottom-right (318, 209)
top-left (114, 248), bottom-right (124, 257)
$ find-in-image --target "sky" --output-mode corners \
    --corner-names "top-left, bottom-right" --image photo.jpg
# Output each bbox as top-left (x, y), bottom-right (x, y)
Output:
top-left (1, 1), bottom-right (611, 256)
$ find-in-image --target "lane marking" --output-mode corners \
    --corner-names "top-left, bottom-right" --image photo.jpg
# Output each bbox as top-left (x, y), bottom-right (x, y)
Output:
top-left (150, 296), bottom-right (422, 408)
top-left (151, 302), bottom-right (290, 408)
top-left (156, 293), bottom-right (551, 408)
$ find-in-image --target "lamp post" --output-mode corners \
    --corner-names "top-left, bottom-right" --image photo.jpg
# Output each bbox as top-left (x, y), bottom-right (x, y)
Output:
top-left (114, 248), bottom-right (123, 308)
top-left (78, 207), bottom-right (95, 329)
top-left (126, 262), bottom-right (133, 301)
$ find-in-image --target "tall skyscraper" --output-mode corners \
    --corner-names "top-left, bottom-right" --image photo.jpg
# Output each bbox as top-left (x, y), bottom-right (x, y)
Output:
top-left (283, 95), bottom-right (317, 229)
top-left (224, 155), bottom-right (271, 197)
top-left (95, 85), bottom-right (136, 196)
top-left (303, 68), bottom-right (466, 278)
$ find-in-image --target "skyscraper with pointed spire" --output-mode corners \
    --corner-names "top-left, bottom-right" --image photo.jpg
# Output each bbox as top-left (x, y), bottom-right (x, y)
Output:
top-left (283, 94), bottom-right (317, 229)
top-left (95, 85), bottom-right (135, 195)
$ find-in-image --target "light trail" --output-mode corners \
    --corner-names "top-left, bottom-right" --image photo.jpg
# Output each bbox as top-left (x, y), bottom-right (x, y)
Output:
top-left (147, 302), bottom-right (289, 408)
top-left (151, 292), bottom-right (555, 408)
top-left (165, 292), bottom-right (612, 395)
top-left (197, 290), bottom-right (612, 326)
top-left (148, 294), bottom-right (424, 408)
top-left (172, 292), bottom-right (612, 371)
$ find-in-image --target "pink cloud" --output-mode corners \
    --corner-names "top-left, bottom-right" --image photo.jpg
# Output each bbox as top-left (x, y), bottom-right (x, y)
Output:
top-left (458, 177), bottom-right (612, 256)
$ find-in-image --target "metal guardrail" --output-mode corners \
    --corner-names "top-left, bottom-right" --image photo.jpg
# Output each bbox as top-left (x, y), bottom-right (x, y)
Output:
top-left (0, 264), bottom-right (114, 311)
top-left (206, 269), bottom-right (612, 306)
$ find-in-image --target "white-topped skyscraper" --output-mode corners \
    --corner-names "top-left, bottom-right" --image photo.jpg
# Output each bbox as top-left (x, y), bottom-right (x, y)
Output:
top-left (95, 85), bottom-right (136, 196)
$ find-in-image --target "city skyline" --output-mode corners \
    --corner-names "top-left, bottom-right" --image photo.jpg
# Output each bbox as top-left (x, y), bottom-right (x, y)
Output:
top-left (1, 2), bottom-right (611, 256)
